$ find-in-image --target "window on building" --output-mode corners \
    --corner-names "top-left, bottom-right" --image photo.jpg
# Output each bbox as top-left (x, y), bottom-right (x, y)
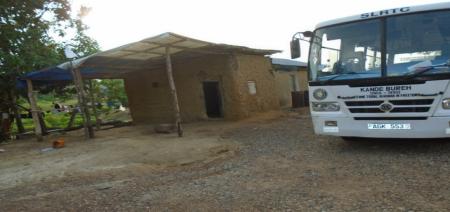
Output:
top-left (247, 81), bottom-right (257, 95)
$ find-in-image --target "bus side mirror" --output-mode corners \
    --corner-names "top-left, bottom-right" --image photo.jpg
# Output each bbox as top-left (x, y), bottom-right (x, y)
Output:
top-left (290, 31), bottom-right (313, 59)
top-left (303, 31), bottom-right (314, 38)
top-left (290, 38), bottom-right (301, 59)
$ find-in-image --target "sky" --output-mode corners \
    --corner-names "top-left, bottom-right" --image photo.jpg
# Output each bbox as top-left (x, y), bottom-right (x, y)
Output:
top-left (72, 0), bottom-right (448, 61)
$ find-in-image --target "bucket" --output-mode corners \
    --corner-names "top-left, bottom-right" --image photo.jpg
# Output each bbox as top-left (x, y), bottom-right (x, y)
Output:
top-left (53, 139), bottom-right (65, 148)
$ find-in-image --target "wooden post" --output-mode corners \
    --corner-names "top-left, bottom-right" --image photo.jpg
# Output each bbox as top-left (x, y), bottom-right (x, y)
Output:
top-left (37, 112), bottom-right (48, 135)
top-left (10, 90), bottom-right (25, 133)
top-left (77, 70), bottom-right (94, 138)
top-left (26, 80), bottom-right (43, 141)
top-left (66, 109), bottom-right (78, 129)
top-left (165, 46), bottom-right (183, 137)
top-left (70, 66), bottom-right (94, 139)
top-left (88, 80), bottom-right (101, 130)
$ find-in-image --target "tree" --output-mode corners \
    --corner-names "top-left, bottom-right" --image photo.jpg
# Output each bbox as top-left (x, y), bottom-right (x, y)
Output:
top-left (94, 79), bottom-right (128, 108)
top-left (70, 6), bottom-right (99, 57)
top-left (0, 1), bottom-right (99, 140)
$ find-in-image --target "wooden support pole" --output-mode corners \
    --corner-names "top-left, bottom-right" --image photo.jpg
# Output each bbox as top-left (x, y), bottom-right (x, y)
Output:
top-left (165, 47), bottom-right (183, 137)
top-left (70, 67), bottom-right (87, 138)
top-left (10, 90), bottom-right (25, 133)
top-left (78, 71), bottom-right (94, 138)
top-left (88, 80), bottom-right (101, 130)
top-left (26, 80), bottom-right (43, 141)
top-left (38, 112), bottom-right (48, 135)
top-left (70, 65), bottom-right (94, 139)
top-left (66, 109), bottom-right (78, 129)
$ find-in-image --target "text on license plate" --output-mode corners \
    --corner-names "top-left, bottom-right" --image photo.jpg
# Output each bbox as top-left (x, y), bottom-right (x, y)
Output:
top-left (368, 123), bottom-right (411, 130)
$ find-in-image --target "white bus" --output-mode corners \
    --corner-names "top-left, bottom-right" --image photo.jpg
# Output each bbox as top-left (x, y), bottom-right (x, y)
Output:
top-left (291, 2), bottom-right (450, 139)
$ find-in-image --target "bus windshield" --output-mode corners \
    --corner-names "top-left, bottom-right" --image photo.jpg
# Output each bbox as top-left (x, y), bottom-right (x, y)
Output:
top-left (309, 10), bottom-right (450, 82)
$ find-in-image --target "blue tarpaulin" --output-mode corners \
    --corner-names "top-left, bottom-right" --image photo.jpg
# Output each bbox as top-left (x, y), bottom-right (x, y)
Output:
top-left (21, 66), bottom-right (106, 82)
top-left (23, 67), bottom-right (73, 81)
top-left (17, 66), bottom-right (102, 90)
top-left (17, 67), bottom-right (73, 90)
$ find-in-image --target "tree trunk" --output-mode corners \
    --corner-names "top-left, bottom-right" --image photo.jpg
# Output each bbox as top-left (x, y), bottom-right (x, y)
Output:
top-left (0, 113), bottom-right (5, 141)
top-left (0, 113), bottom-right (13, 141)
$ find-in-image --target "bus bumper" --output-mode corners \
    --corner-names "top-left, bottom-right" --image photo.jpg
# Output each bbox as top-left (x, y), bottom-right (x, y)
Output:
top-left (312, 116), bottom-right (450, 138)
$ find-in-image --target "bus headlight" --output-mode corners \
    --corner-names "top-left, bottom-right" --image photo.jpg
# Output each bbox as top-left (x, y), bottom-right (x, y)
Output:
top-left (313, 89), bottom-right (328, 100)
top-left (442, 98), bottom-right (450, 109)
top-left (311, 102), bottom-right (340, 112)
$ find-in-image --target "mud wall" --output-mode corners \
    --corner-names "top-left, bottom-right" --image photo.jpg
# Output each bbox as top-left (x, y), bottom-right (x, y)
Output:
top-left (125, 55), bottom-right (232, 124)
top-left (298, 67), bottom-right (308, 91)
top-left (124, 53), bottom-right (279, 124)
top-left (232, 54), bottom-right (280, 118)
top-left (274, 67), bottom-right (308, 108)
top-left (124, 68), bottom-right (173, 124)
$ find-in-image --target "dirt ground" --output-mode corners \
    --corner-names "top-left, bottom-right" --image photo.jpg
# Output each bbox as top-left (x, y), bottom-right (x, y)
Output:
top-left (0, 109), bottom-right (449, 211)
top-left (0, 116), bottom-right (246, 190)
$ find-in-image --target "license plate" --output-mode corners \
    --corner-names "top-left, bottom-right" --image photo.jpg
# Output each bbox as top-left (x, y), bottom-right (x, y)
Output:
top-left (368, 123), bottom-right (411, 130)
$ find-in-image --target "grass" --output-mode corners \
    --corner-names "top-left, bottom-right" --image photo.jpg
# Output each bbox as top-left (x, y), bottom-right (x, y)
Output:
top-left (12, 94), bottom-right (94, 133)
top-left (12, 111), bottom-right (85, 133)
top-left (10, 93), bottom-right (130, 134)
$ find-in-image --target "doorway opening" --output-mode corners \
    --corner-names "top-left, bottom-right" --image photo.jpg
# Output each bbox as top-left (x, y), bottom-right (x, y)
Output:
top-left (202, 81), bottom-right (223, 118)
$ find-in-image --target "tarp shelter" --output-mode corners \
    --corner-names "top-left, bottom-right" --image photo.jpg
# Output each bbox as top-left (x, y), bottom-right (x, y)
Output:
top-left (23, 32), bottom-right (280, 140)
top-left (21, 67), bottom-right (105, 82)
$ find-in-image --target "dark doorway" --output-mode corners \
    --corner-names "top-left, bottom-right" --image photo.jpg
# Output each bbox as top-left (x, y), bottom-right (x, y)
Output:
top-left (202, 81), bottom-right (223, 118)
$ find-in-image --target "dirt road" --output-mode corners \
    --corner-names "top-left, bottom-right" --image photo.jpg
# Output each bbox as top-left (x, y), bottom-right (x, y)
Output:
top-left (1, 111), bottom-right (449, 211)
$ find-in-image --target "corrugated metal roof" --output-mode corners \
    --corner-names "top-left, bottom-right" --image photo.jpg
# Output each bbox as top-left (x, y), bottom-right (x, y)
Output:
top-left (47, 32), bottom-right (281, 79)
top-left (271, 58), bottom-right (307, 67)
top-left (23, 32), bottom-right (280, 81)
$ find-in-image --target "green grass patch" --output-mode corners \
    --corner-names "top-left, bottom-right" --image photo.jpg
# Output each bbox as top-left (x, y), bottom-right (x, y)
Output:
top-left (11, 92), bottom-right (130, 134)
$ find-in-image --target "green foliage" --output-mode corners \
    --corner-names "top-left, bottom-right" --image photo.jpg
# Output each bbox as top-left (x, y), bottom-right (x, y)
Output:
top-left (0, 1), bottom-right (100, 138)
top-left (0, 0), bottom-right (100, 99)
top-left (93, 79), bottom-right (128, 107)
top-left (70, 7), bottom-right (99, 57)
top-left (35, 93), bottom-right (77, 111)
top-left (11, 91), bottom-right (131, 133)
top-left (11, 112), bottom-right (84, 132)
top-left (44, 113), bottom-right (83, 129)
top-left (0, 0), bottom-right (71, 79)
